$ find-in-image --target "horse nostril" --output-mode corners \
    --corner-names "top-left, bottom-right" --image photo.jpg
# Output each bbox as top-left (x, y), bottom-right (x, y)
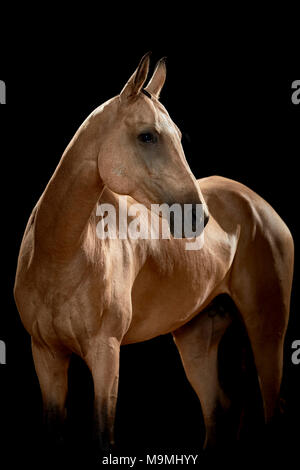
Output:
top-left (204, 213), bottom-right (209, 227)
top-left (191, 204), bottom-right (209, 231)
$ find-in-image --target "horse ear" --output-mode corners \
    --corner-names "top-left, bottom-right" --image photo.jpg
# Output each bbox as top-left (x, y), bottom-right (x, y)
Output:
top-left (144, 57), bottom-right (167, 99)
top-left (120, 52), bottom-right (151, 100)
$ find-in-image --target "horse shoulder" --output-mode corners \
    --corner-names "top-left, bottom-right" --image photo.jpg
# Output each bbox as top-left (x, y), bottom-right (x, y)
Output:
top-left (199, 175), bottom-right (291, 243)
top-left (199, 176), bottom-right (294, 301)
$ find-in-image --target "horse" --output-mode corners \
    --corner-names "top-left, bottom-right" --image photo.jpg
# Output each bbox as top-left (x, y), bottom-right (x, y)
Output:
top-left (14, 53), bottom-right (294, 454)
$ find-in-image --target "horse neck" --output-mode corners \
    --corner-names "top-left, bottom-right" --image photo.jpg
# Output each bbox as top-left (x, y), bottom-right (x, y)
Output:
top-left (35, 114), bottom-right (104, 259)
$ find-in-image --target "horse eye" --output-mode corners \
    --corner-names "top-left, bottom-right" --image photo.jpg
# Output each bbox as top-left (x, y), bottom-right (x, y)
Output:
top-left (138, 132), bottom-right (157, 144)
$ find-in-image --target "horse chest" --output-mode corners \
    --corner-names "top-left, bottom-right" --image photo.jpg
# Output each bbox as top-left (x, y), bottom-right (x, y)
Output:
top-left (124, 243), bottom-right (229, 344)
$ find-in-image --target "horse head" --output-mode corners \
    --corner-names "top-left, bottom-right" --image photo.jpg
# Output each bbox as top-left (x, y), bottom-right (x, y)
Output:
top-left (96, 53), bottom-right (209, 237)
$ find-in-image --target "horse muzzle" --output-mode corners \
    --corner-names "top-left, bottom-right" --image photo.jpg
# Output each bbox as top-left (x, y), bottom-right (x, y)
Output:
top-left (168, 202), bottom-right (209, 239)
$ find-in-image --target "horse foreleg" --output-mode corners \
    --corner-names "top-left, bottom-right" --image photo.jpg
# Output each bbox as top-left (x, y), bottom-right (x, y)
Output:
top-left (85, 336), bottom-right (120, 455)
top-left (31, 339), bottom-right (71, 449)
top-left (173, 304), bottom-right (233, 449)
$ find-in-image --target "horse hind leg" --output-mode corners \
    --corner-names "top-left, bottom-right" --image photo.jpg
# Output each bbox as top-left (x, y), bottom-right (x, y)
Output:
top-left (230, 231), bottom-right (294, 427)
top-left (231, 293), bottom-right (289, 425)
top-left (172, 296), bottom-right (236, 449)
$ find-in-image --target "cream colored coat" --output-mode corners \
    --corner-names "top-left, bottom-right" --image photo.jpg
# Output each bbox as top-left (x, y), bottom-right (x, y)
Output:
top-left (14, 54), bottom-right (294, 451)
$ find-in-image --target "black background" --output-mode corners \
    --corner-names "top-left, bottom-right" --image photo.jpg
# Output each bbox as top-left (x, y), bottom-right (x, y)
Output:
top-left (0, 28), bottom-right (299, 468)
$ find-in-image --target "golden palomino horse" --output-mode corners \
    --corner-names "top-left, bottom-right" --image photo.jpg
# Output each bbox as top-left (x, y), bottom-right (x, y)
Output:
top-left (14, 53), bottom-right (294, 453)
